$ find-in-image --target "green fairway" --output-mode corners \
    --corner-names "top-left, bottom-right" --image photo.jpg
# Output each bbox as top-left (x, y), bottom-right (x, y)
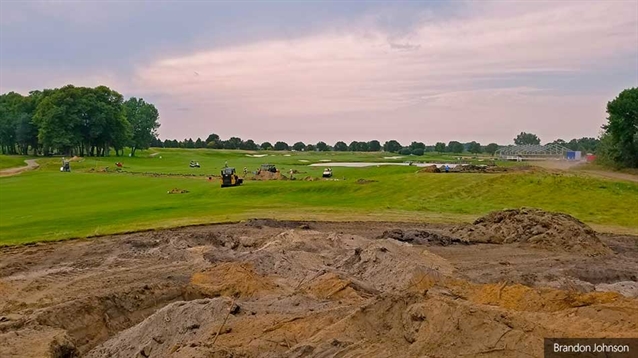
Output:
top-left (1, 149), bottom-right (637, 245)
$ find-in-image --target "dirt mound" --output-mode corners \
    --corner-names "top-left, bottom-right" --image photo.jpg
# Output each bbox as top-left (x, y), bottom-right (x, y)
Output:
top-left (451, 164), bottom-right (509, 173)
top-left (251, 171), bottom-right (286, 181)
top-left (418, 165), bottom-right (440, 173)
top-left (190, 263), bottom-right (276, 298)
top-left (168, 188), bottom-right (189, 194)
top-left (379, 229), bottom-right (468, 246)
top-left (450, 208), bottom-right (611, 255)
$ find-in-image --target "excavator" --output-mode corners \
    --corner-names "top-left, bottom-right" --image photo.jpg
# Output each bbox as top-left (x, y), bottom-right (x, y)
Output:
top-left (221, 167), bottom-right (243, 188)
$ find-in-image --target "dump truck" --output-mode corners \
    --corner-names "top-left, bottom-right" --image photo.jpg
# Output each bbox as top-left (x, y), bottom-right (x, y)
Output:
top-left (221, 167), bottom-right (243, 188)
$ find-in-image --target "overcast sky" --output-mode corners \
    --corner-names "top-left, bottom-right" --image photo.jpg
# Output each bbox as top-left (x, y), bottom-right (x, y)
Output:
top-left (1, 1), bottom-right (637, 145)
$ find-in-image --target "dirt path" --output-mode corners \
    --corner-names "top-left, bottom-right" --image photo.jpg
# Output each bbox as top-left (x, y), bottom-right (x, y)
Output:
top-left (576, 169), bottom-right (638, 183)
top-left (534, 161), bottom-right (638, 183)
top-left (0, 159), bottom-right (39, 177)
top-left (1, 220), bottom-right (636, 357)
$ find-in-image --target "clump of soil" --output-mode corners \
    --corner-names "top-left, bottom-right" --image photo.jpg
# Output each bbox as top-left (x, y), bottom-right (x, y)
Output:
top-left (168, 188), bottom-right (189, 194)
top-left (379, 229), bottom-right (468, 246)
top-left (450, 208), bottom-right (611, 255)
top-left (418, 165), bottom-right (440, 173)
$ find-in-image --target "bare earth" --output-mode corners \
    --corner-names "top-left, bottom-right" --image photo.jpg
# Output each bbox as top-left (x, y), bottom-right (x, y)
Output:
top-left (1, 219), bottom-right (637, 358)
top-left (0, 159), bottom-right (39, 177)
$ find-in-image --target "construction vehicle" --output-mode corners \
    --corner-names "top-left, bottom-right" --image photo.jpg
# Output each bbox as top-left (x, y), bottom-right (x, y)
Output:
top-left (221, 167), bottom-right (243, 187)
top-left (322, 168), bottom-right (333, 178)
top-left (260, 164), bottom-right (277, 173)
top-left (60, 160), bottom-right (71, 172)
top-left (189, 160), bottom-right (200, 168)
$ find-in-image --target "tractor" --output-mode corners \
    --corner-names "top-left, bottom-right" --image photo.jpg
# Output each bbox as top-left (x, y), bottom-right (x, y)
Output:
top-left (260, 164), bottom-right (277, 173)
top-left (221, 167), bottom-right (243, 188)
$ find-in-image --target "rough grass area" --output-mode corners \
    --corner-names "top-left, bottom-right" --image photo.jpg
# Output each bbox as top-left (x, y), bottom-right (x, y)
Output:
top-left (1, 149), bottom-right (636, 244)
top-left (0, 155), bottom-right (28, 170)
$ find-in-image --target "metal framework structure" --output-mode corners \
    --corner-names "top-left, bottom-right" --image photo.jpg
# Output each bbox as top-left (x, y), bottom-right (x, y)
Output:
top-left (495, 144), bottom-right (570, 160)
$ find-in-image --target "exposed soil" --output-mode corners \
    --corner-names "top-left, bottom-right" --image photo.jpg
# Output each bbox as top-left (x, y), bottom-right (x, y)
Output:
top-left (1, 219), bottom-right (637, 357)
top-left (0, 159), bottom-right (39, 177)
top-left (450, 208), bottom-right (611, 256)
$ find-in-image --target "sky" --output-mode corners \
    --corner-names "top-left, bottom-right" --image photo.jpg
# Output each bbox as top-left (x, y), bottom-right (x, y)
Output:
top-left (1, 0), bottom-right (637, 145)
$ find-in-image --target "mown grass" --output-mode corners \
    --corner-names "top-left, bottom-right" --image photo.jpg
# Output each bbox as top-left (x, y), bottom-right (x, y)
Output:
top-left (0, 149), bottom-right (636, 245)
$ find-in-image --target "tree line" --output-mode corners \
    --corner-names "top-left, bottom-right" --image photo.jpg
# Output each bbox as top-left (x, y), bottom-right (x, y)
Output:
top-left (156, 133), bottom-right (603, 156)
top-left (0, 85), bottom-right (160, 156)
top-left (155, 136), bottom-right (502, 155)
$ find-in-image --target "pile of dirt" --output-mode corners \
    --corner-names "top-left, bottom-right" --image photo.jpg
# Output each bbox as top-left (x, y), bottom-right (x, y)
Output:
top-left (450, 208), bottom-right (611, 255)
top-left (451, 164), bottom-right (509, 173)
top-left (417, 165), bottom-right (440, 173)
top-left (167, 188), bottom-right (189, 194)
top-left (251, 171), bottom-right (287, 181)
top-left (2, 221), bottom-right (636, 358)
top-left (301, 176), bottom-right (318, 181)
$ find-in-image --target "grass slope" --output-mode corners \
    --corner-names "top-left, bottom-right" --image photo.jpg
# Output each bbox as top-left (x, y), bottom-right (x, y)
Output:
top-left (1, 149), bottom-right (637, 244)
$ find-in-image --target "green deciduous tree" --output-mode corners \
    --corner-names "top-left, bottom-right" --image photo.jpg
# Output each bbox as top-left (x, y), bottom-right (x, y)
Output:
top-left (367, 140), bottom-right (381, 151)
top-left (124, 97), bottom-right (159, 157)
top-left (383, 140), bottom-right (402, 153)
top-left (260, 142), bottom-right (273, 150)
top-left (292, 142), bottom-right (306, 151)
top-left (514, 132), bottom-right (541, 145)
top-left (316, 141), bottom-right (329, 151)
top-left (333, 141), bottom-right (348, 151)
top-left (603, 88), bottom-right (638, 168)
top-left (274, 141), bottom-right (289, 151)
top-left (447, 141), bottom-right (464, 153)
top-left (484, 143), bottom-right (499, 155)
top-left (434, 142), bottom-right (446, 153)
top-left (468, 141), bottom-right (482, 154)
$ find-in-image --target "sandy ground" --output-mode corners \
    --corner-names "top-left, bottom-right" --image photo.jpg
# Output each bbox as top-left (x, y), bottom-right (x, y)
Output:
top-left (1, 219), bottom-right (636, 357)
top-left (0, 159), bottom-right (39, 177)
top-left (534, 160), bottom-right (638, 183)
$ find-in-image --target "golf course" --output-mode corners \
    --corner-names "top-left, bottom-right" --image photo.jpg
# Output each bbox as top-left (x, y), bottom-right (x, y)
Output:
top-left (1, 148), bottom-right (637, 245)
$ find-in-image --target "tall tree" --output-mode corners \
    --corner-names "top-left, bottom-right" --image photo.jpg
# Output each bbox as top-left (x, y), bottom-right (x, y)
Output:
top-left (603, 88), bottom-right (638, 168)
top-left (241, 139), bottom-right (259, 150)
top-left (409, 141), bottom-right (425, 151)
top-left (316, 141), bottom-right (329, 151)
top-left (434, 142), bottom-right (446, 153)
top-left (447, 141), bottom-right (464, 153)
top-left (224, 137), bottom-right (243, 149)
top-left (348, 141), bottom-right (360, 151)
top-left (333, 141), bottom-right (348, 151)
top-left (514, 132), bottom-right (541, 145)
top-left (124, 97), bottom-right (159, 156)
top-left (260, 142), bottom-right (273, 150)
top-left (383, 140), bottom-right (402, 153)
top-left (468, 141), bottom-right (482, 154)
top-left (367, 140), bottom-right (381, 151)
top-left (195, 138), bottom-right (203, 148)
top-left (274, 141), bottom-right (289, 151)
top-left (484, 143), bottom-right (499, 155)
top-left (292, 141), bottom-right (306, 151)
top-left (305, 144), bottom-right (316, 151)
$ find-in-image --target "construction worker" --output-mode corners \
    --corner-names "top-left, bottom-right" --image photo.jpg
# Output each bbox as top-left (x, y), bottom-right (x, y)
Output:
top-left (243, 167), bottom-right (247, 176)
